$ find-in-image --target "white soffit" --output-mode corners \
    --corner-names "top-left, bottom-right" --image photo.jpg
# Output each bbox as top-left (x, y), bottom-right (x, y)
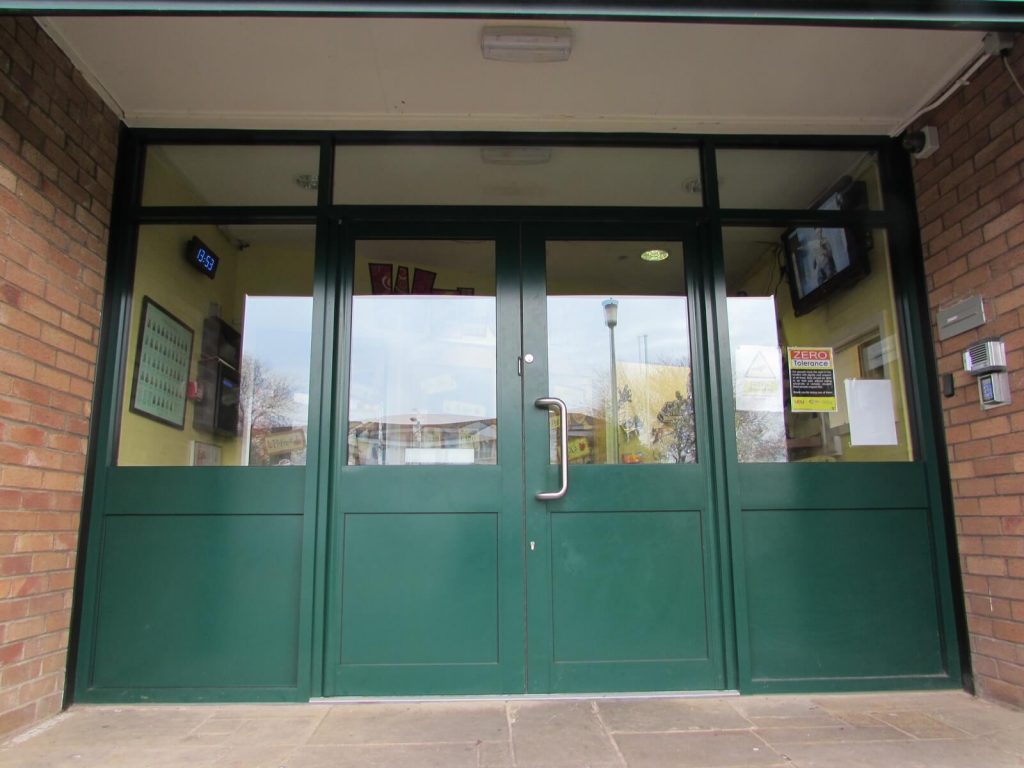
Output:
top-left (39, 16), bottom-right (983, 134)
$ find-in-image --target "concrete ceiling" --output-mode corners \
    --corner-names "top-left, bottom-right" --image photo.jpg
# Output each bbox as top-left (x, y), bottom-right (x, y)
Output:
top-left (40, 16), bottom-right (984, 134)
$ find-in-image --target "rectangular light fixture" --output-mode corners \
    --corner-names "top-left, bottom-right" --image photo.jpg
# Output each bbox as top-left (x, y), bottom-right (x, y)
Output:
top-left (480, 147), bottom-right (553, 165)
top-left (481, 26), bottom-right (573, 63)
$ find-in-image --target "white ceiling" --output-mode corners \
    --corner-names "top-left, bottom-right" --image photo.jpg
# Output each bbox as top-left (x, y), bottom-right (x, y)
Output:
top-left (40, 16), bottom-right (983, 134)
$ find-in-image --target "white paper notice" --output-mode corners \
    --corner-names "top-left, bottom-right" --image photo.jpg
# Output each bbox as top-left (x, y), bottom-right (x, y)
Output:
top-left (845, 379), bottom-right (898, 446)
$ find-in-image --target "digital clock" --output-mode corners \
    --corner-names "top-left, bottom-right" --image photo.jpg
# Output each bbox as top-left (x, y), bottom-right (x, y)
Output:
top-left (185, 237), bottom-right (219, 279)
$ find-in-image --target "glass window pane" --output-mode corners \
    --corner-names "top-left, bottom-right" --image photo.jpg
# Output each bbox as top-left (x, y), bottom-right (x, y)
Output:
top-left (142, 145), bottom-right (320, 206)
top-left (348, 241), bottom-right (497, 466)
top-left (118, 224), bottom-right (316, 466)
top-left (724, 227), bottom-right (913, 463)
top-left (716, 149), bottom-right (882, 210)
top-left (334, 145), bottom-right (700, 206)
top-left (547, 241), bottom-right (695, 465)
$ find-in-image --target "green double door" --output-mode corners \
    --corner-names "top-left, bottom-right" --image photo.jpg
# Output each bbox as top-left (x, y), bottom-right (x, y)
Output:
top-left (324, 222), bottom-right (725, 696)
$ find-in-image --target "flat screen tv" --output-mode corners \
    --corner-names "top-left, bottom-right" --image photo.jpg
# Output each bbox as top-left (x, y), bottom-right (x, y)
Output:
top-left (783, 177), bottom-right (870, 317)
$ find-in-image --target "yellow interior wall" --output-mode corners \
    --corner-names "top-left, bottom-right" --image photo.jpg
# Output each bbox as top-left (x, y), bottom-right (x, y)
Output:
top-left (242, 242), bottom-right (314, 296)
top-left (119, 224), bottom-right (243, 466)
top-left (120, 155), bottom-right (314, 465)
top-left (735, 229), bottom-right (913, 462)
top-left (119, 228), bottom-right (316, 466)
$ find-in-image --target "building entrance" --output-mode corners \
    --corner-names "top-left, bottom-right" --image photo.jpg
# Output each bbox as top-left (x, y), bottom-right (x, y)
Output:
top-left (323, 222), bottom-right (726, 695)
top-left (73, 137), bottom-right (964, 705)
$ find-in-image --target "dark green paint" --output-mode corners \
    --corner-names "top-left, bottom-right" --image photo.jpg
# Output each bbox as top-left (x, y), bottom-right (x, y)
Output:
top-left (340, 513), bottom-right (499, 665)
top-left (91, 515), bottom-right (302, 689)
top-left (338, 467), bottom-right (502, 512)
top-left (323, 224), bottom-right (527, 696)
top-left (104, 467), bottom-right (306, 515)
top-left (737, 463), bottom-right (930, 510)
top-left (520, 225), bottom-right (725, 693)
top-left (742, 507), bottom-right (945, 685)
top-left (73, 132), bottom-right (967, 703)
top-left (550, 512), bottom-right (708, 662)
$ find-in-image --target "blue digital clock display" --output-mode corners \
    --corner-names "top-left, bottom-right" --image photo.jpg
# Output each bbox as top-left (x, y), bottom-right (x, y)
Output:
top-left (185, 237), bottom-right (219, 279)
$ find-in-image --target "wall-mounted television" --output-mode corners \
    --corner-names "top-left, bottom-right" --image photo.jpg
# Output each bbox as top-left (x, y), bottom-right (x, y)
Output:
top-left (783, 177), bottom-right (870, 317)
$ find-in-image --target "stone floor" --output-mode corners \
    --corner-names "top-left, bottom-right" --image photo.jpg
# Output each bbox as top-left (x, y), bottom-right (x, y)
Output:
top-left (0, 691), bottom-right (1021, 767)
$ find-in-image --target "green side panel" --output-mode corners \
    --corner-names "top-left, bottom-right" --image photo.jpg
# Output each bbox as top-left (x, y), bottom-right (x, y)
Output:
top-left (551, 511), bottom-right (707, 662)
top-left (104, 466), bottom-right (306, 515)
top-left (91, 515), bottom-right (302, 689)
top-left (738, 463), bottom-right (929, 510)
top-left (340, 513), bottom-right (499, 666)
top-left (742, 507), bottom-right (945, 685)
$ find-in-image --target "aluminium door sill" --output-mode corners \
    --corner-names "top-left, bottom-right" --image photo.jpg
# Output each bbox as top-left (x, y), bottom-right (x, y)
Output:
top-left (310, 690), bottom-right (740, 704)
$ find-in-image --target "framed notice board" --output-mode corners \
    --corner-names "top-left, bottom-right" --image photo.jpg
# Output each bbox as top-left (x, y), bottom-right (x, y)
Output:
top-left (129, 296), bottom-right (194, 429)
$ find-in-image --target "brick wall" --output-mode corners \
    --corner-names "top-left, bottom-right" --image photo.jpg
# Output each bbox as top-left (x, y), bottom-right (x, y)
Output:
top-left (0, 17), bottom-right (118, 736)
top-left (913, 39), bottom-right (1024, 708)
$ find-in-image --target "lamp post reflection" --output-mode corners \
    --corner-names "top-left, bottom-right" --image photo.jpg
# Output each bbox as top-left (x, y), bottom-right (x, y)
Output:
top-left (603, 298), bottom-right (619, 464)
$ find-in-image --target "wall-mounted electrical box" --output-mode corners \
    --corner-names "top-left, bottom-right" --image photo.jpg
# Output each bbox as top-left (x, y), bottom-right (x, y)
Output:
top-left (963, 337), bottom-right (1011, 410)
top-left (979, 373), bottom-right (1012, 410)
top-left (193, 317), bottom-right (241, 437)
top-left (938, 295), bottom-right (985, 340)
top-left (963, 339), bottom-right (1007, 375)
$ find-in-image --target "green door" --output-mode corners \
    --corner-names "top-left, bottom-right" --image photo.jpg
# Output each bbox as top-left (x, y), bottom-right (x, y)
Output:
top-left (324, 221), bottom-right (724, 696)
top-left (522, 225), bottom-right (725, 693)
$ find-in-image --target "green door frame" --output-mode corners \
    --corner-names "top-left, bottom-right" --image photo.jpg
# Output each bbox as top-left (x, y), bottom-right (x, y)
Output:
top-left (69, 131), bottom-right (966, 704)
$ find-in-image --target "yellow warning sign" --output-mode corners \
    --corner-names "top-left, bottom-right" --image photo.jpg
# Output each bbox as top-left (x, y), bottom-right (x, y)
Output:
top-left (788, 347), bottom-right (837, 412)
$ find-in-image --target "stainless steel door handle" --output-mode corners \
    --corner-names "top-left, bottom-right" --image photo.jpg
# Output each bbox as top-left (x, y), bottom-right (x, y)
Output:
top-left (535, 396), bottom-right (568, 500)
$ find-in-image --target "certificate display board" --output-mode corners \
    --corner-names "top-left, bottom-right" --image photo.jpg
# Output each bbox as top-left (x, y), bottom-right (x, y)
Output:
top-left (130, 297), bottom-right (193, 429)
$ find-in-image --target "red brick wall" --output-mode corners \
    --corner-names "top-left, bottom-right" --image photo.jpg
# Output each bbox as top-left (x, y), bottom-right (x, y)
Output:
top-left (914, 40), bottom-right (1024, 708)
top-left (0, 17), bottom-right (118, 736)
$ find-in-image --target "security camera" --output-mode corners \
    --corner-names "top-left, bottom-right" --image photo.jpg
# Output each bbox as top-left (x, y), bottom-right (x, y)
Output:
top-left (902, 126), bottom-right (939, 160)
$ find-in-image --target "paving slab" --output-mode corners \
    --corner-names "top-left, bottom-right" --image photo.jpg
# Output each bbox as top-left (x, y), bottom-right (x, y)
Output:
top-left (728, 695), bottom-right (844, 729)
top-left (929, 701), bottom-right (1024, 736)
top-left (211, 745), bottom-right (298, 768)
top-left (0, 692), bottom-right (1018, 768)
top-left (0, 744), bottom-right (117, 768)
top-left (777, 738), bottom-right (1024, 768)
top-left (615, 731), bottom-right (784, 767)
top-left (19, 706), bottom-right (213, 747)
top-left (597, 698), bottom-right (751, 733)
top-left (754, 722), bottom-right (910, 747)
top-left (479, 740), bottom-right (516, 768)
top-left (867, 710), bottom-right (969, 739)
top-left (309, 700), bottom-right (508, 745)
top-left (282, 742), bottom-right (480, 767)
top-left (187, 714), bottom-right (327, 746)
top-left (509, 700), bottom-right (623, 767)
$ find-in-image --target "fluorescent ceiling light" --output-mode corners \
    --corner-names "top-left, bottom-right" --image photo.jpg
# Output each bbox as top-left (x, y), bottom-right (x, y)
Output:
top-left (481, 26), bottom-right (573, 63)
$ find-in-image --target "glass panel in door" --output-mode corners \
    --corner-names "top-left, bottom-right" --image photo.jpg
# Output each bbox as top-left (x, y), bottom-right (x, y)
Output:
top-left (347, 240), bottom-right (498, 466)
top-left (523, 230), bottom-right (724, 693)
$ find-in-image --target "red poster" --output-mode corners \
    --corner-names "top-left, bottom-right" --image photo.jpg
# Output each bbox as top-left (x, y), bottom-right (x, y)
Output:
top-left (394, 265), bottom-right (410, 294)
top-left (412, 269), bottom-right (437, 294)
top-left (368, 263), bottom-right (393, 295)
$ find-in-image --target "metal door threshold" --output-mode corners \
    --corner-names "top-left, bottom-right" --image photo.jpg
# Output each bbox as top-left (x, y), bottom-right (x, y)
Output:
top-left (311, 690), bottom-right (740, 704)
